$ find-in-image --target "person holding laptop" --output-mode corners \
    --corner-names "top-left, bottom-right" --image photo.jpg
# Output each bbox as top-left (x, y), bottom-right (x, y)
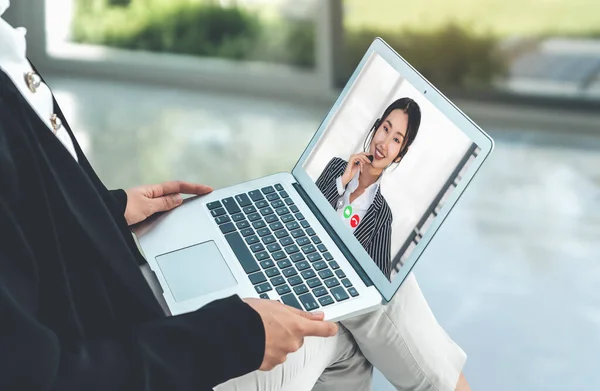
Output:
top-left (316, 98), bottom-right (421, 279)
top-left (0, 3), bottom-right (469, 391)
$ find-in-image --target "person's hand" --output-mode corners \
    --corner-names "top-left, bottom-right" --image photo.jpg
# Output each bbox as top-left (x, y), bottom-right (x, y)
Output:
top-left (124, 181), bottom-right (213, 225)
top-left (243, 298), bottom-right (338, 371)
top-left (341, 152), bottom-right (372, 187)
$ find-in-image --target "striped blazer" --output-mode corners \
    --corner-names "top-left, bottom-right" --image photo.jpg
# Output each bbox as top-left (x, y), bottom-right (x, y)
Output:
top-left (315, 157), bottom-right (394, 279)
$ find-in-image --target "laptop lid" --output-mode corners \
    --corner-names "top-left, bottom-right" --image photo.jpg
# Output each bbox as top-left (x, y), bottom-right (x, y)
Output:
top-left (292, 38), bottom-right (494, 302)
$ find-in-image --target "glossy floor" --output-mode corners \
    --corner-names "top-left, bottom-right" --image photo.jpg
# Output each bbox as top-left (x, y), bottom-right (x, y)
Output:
top-left (49, 76), bottom-right (600, 391)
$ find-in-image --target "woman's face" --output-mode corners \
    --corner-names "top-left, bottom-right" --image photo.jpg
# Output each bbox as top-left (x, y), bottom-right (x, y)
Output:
top-left (368, 109), bottom-right (409, 170)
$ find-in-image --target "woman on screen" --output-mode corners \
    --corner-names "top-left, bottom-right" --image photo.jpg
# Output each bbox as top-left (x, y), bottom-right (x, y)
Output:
top-left (316, 97), bottom-right (421, 279)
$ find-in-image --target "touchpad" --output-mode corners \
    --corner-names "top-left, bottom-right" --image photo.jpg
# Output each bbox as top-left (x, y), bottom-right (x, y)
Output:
top-left (156, 241), bottom-right (237, 303)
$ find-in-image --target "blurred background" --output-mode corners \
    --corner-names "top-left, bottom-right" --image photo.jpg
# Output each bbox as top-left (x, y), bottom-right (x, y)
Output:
top-left (5, 0), bottom-right (600, 389)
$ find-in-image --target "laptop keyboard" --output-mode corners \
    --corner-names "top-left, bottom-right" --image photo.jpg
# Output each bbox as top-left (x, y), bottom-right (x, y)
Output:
top-left (206, 183), bottom-right (359, 311)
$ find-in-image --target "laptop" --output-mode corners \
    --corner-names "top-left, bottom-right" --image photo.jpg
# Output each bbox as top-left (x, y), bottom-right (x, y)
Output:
top-left (134, 38), bottom-right (494, 321)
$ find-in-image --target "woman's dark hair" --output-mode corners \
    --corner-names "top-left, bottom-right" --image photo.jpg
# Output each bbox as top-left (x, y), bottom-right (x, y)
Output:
top-left (363, 97), bottom-right (421, 163)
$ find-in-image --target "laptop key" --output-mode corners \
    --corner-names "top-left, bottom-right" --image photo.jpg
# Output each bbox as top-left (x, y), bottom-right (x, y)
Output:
top-left (271, 200), bottom-right (285, 209)
top-left (249, 190), bottom-right (264, 202)
top-left (215, 216), bottom-right (232, 225)
top-left (250, 243), bottom-right (265, 253)
top-left (232, 213), bottom-right (245, 222)
top-left (243, 205), bottom-right (257, 214)
top-left (348, 287), bottom-right (359, 297)
top-left (290, 253), bottom-right (305, 263)
top-left (275, 183), bottom-right (284, 191)
top-left (235, 193), bottom-right (252, 207)
top-left (280, 293), bottom-right (302, 310)
top-left (318, 295), bottom-right (335, 307)
top-left (260, 259), bottom-right (274, 269)
top-left (265, 268), bottom-right (280, 278)
top-left (290, 205), bottom-right (299, 213)
top-left (267, 243), bottom-right (281, 253)
top-left (335, 270), bottom-right (346, 279)
top-left (211, 208), bottom-right (226, 217)
top-left (256, 252), bottom-right (270, 262)
top-left (259, 293), bottom-right (270, 299)
top-left (312, 236), bottom-right (322, 244)
top-left (281, 214), bottom-right (294, 223)
top-left (245, 235), bottom-right (260, 245)
top-left (280, 237), bottom-right (294, 246)
top-left (266, 193), bottom-right (280, 202)
top-left (341, 278), bottom-right (352, 288)
top-left (298, 293), bottom-right (319, 311)
top-left (275, 230), bottom-right (289, 239)
top-left (252, 220), bottom-right (266, 229)
top-left (317, 244), bottom-right (327, 253)
top-left (265, 215), bottom-right (278, 224)
top-left (318, 269), bottom-right (333, 279)
top-left (225, 232), bottom-right (259, 274)
top-left (207, 201), bottom-right (222, 210)
top-left (255, 200), bottom-right (269, 209)
top-left (219, 222), bottom-right (236, 234)
top-left (313, 286), bottom-right (328, 297)
top-left (295, 212), bottom-right (305, 220)
top-left (276, 284), bottom-right (291, 295)
top-left (222, 197), bottom-right (241, 214)
top-left (300, 220), bottom-right (310, 229)
top-left (277, 259), bottom-right (292, 269)
top-left (296, 261), bottom-right (310, 271)
top-left (301, 269), bottom-right (316, 279)
top-left (308, 253), bottom-right (322, 262)
top-left (285, 198), bottom-right (294, 206)
top-left (260, 207), bottom-right (274, 216)
top-left (286, 221), bottom-right (300, 231)
top-left (255, 282), bottom-right (272, 294)
top-left (257, 228), bottom-right (271, 237)
top-left (331, 287), bottom-right (349, 302)
top-left (306, 277), bottom-right (321, 288)
top-left (313, 261), bottom-right (327, 271)
top-left (324, 277), bottom-right (340, 288)
top-left (262, 235), bottom-right (276, 245)
top-left (288, 276), bottom-right (302, 286)
top-left (240, 228), bottom-right (254, 237)
top-left (261, 186), bottom-right (275, 195)
top-left (275, 207), bottom-right (290, 216)
top-left (270, 222), bottom-right (284, 231)
top-left (323, 252), bottom-right (334, 261)
top-left (296, 237), bottom-right (311, 247)
top-left (284, 245), bottom-right (300, 255)
top-left (282, 267), bottom-right (297, 277)
top-left (236, 220), bottom-right (250, 229)
top-left (272, 251), bottom-right (286, 261)
top-left (249, 272), bottom-right (267, 285)
top-left (330, 261), bottom-right (340, 270)
top-left (247, 213), bottom-right (261, 222)
top-left (280, 191), bottom-right (289, 198)
top-left (271, 276), bottom-right (286, 286)
top-left (291, 229), bottom-right (305, 239)
top-left (293, 284), bottom-right (309, 295)
top-left (301, 245), bottom-right (316, 254)
top-left (306, 228), bottom-right (316, 236)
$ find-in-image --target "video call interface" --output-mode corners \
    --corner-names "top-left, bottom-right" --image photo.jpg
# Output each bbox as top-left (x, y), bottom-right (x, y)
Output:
top-left (305, 54), bottom-right (480, 281)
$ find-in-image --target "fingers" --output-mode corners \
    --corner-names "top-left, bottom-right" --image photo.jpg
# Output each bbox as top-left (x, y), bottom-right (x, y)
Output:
top-left (152, 194), bottom-right (183, 213)
top-left (301, 319), bottom-right (339, 338)
top-left (285, 306), bottom-right (325, 321)
top-left (150, 181), bottom-right (213, 198)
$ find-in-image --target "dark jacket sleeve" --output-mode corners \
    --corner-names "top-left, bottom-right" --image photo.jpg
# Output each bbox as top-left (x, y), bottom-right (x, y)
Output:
top-left (315, 157), bottom-right (345, 206)
top-left (365, 214), bottom-right (393, 279)
top-left (0, 138), bottom-right (265, 391)
top-left (107, 189), bottom-right (128, 217)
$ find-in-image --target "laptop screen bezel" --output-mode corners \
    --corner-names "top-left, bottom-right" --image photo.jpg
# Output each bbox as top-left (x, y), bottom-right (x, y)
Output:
top-left (292, 38), bottom-right (494, 302)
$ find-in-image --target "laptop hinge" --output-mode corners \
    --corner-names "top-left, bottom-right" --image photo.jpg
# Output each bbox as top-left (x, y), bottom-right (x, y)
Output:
top-left (292, 182), bottom-right (373, 287)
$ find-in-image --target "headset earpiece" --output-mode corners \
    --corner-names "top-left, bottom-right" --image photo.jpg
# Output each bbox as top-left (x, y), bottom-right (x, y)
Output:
top-left (374, 118), bottom-right (381, 130)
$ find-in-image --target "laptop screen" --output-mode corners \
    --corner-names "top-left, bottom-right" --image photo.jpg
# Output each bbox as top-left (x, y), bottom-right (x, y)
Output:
top-left (301, 52), bottom-right (482, 283)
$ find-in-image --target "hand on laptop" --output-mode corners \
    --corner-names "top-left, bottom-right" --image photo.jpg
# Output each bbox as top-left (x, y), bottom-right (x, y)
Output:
top-left (124, 181), bottom-right (213, 225)
top-left (243, 298), bottom-right (338, 371)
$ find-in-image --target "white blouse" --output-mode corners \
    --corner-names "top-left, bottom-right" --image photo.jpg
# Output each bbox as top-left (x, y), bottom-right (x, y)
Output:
top-left (0, 15), bottom-right (78, 161)
top-left (335, 170), bottom-right (381, 231)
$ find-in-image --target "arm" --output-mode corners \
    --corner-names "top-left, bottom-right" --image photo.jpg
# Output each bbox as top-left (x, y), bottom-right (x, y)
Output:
top-left (315, 158), bottom-right (343, 201)
top-left (365, 216), bottom-right (393, 279)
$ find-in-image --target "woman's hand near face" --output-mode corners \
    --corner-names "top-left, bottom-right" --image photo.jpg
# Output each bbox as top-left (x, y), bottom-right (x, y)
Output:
top-left (341, 152), bottom-right (372, 187)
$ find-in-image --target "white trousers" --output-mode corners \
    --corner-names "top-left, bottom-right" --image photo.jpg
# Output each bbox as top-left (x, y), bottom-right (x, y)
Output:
top-left (214, 273), bottom-right (467, 391)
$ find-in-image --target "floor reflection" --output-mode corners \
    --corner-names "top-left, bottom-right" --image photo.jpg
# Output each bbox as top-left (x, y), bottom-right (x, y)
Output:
top-left (49, 75), bottom-right (600, 391)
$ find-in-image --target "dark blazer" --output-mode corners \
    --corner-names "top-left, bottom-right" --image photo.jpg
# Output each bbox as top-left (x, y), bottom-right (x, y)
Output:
top-left (315, 157), bottom-right (393, 278)
top-left (0, 68), bottom-right (264, 390)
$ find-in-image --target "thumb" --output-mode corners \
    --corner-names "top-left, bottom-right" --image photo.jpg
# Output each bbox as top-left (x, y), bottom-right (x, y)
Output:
top-left (153, 194), bottom-right (183, 213)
